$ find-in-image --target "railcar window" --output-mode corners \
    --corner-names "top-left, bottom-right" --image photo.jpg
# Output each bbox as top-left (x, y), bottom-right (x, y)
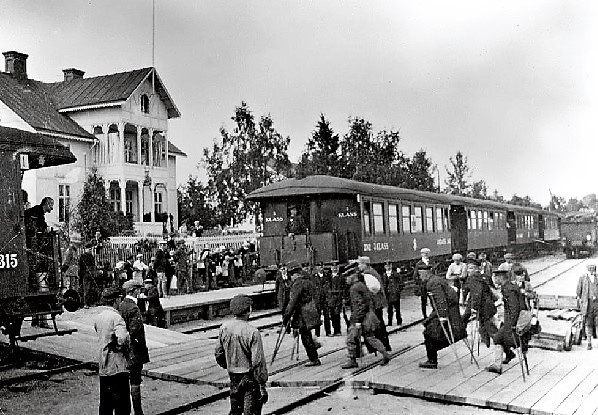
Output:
top-left (363, 201), bottom-right (372, 236)
top-left (373, 202), bottom-right (385, 235)
top-left (488, 212), bottom-right (494, 231)
top-left (483, 211), bottom-right (489, 230)
top-left (477, 210), bottom-right (483, 230)
top-left (436, 208), bottom-right (444, 232)
top-left (413, 206), bottom-right (424, 233)
top-left (531, 215), bottom-right (535, 229)
top-left (469, 210), bottom-right (477, 230)
top-left (443, 208), bottom-right (451, 231)
top-left (426, 207), bottom-right (434, 232)
top-left (389, 204), bottom-right (399, 234)
top-left (402, 206), bottom-right (411, 233)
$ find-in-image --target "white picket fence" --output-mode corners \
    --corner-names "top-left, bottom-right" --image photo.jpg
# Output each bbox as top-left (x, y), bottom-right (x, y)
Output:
top-left (107, 233), bottom-right (260, 253)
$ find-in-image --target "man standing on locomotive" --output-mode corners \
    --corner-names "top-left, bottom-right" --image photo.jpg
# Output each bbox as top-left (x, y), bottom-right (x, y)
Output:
top-left (283, 261), bottom-right (322, 366)
top-left (24, 196), bottom-right (54, 240)
top-left (413, 248), bottom-right (434, 318)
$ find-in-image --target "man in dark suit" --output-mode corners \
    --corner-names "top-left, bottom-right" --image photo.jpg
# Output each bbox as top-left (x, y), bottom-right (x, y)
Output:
top-left (413, 248), bottom-right (435, 318)
top-left (120, 280), bottom-right (150, 415)
top-left (385, 261), bottom-right (404, 326)
top-left (325, 261), bottom-right (345, 336)
top-left (283, 261), bottom-right (321, 366)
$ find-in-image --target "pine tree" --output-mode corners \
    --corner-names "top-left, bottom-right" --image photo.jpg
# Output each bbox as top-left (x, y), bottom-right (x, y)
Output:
top-left (444, 151), bottom-right (472, 196)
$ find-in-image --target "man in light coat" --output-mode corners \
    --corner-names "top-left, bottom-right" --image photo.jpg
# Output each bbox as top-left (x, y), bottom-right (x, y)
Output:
top-left (94, 287), bottom-right (130, 415)
top-left (577, 263), bottom-right (598, 350)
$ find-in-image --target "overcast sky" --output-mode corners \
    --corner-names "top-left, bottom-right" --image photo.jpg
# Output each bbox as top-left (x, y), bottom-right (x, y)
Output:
top-left (1, 0), bottom-right (596, 205)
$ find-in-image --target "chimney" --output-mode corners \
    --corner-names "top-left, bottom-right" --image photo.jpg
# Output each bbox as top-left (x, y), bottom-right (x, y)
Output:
top-left (3, 51), bottom-right (28, 81)
top-left (62, 68), bottom-right (85, 81)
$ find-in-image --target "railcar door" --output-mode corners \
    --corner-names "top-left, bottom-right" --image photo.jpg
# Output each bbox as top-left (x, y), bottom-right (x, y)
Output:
top-left (538, 214), bottom-right (545, 240)
top-left (0, 151), bottom-right (29, 298)
top-left (450, 205), bottom-right (468, 253)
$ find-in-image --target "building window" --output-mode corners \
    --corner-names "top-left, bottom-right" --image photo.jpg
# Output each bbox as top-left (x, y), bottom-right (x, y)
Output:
top-left (373, 202), bottom-right (385, 236)
top-left (125, 190), bottom-right (133, 216)
top-left (363, 201), bottom-right (371, 236)
top-left (425, 207), bottom-right (434, 233)
top-left (58, 184), bottom-right (70, 223)
top-left (389, 204), bottom-right (399, 234)
top-left (109, 187), bottom-right (121, 212)
top-left (154, 190), bottom-right (166, 222)
top-left (141, 94), bottom-right (150, 113)
top-left (402, 205), bottom-right (411, 233)
top-left (412, 206), bottom-right (424, 233)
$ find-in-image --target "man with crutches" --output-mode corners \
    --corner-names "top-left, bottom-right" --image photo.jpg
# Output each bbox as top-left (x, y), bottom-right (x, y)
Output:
top-left (466, 256), bottom-right (498, 349)
top-left (419, 270), bottom-right (467, 369)
top-left (486, 270), bottom-right (528, 375)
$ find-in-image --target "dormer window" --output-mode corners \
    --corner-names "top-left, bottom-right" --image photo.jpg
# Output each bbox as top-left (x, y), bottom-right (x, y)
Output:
top-left (141, 94), bottom-right (150, 113)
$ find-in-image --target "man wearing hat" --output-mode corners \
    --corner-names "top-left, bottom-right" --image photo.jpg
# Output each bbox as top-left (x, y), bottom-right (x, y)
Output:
top-left (215, 294), bottom-right (268, 414)
top-left (486, 269), bottom-right (527, 374)
top-left (466, 255), bottom-right (497, 348)
top-left (385, 261), bottom-right (403, 326)
top-left (446, 253), bottom-right (467, 304)
top-left (61, 236), bottom-right (81, 293)
top-left (283, 260), bottom-right (322, 366)
top-left (119, 280), bottom-right (150, 415)
top-left (577, 264), bottom-right (598, 350)
top-left (285, 205), bottom-right (306, 236)
top-left (141, 278), bottom-right (165, 327)
top-left (325, 261), bottom-right (345, 336)
top-left (94, 287), bottom-right (130, 414)
top-left (311, 263), bottom-right (331, 338)
top-left (413, 248), bottom-right (435, 318)
top-left (357, 256), bottom-right (391, 351)
top-left (419, 269), bottom-right (467, 369)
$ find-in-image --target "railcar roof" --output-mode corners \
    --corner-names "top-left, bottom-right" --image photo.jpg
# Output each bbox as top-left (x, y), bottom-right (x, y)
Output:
top-left (0, 126), bottom-right (77, 168)
top-left (247, 175), bottom-right (555, 216)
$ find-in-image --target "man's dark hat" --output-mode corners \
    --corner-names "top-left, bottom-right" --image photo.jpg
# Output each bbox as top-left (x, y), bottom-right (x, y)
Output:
top-left (285, 260), bottom-right (302, 273)
top-left (101, 287), bottom-right (122, 302)
top-left (493, 269), bottom-right (509, 275)
top-left (230, 294), bottom-right (253, 315)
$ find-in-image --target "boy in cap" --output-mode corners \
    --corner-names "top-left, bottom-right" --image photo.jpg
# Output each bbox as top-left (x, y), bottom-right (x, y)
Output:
top-left (94, 287), bottom-right (130, 415)
top-left (141, 278), bottom-right (165, 327)
top-left (413, 248), bottom-right (434, 318)
top-left (119, 280), bottom-right (150, 415)
top-left (215, 294), bottom-right (268, 414)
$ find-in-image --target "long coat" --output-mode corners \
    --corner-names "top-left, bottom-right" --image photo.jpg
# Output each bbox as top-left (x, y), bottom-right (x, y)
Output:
top-left (275, 271), bottom-right (292, 313)
top-left (413, 258), bottom-right (436, 296)
top-left (385, 270), bottom-right (404, 303)
top-left (348, 280), bottom-right (379, 336)
top-left (493, 282), bottom-right (526, 348)
top-left (576, 273), bottom-right (598, 320)
top-left (284, 273), bottom-right (320, 329)
top-left (423, 275), bottom-right (466, 343)
top-left (326, 271), bottom-right (345, 313)
top-left (119, 298), bottom-right (150, 368)
top-left (468, 271), bottom-right (497, 321)
top-left (311, 270), bottom-right (330, 311)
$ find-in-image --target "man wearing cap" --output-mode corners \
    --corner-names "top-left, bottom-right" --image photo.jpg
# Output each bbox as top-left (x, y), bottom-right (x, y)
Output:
top-left (413, 248), bottom-right (434, 318)
top-left (141, 278), bottom-right (165, 327)
top-left (341, 262), bottom-right (391, 369)
top-left (94, 287), bottom-right (130, 415)
top-left (312, 263), bottom-right (331, 337)
top-left (385, 262), bottom-right (403, 326)
top-left (357, 256), bottom-right (391, 351)
top-left (466, 256), bottom-right (497, 348)
top-left (283, 261), bottom-right (321, 366)
top-left (446, 253), bottom-right (467, 304)
top-left (119, 280), bottom-right (150, 415)
top-left (61, 236), bottom-right (81, 293)
top-left (486, 269), bottom-right (527, 374)
top-left (215, 294), bottom-right (268, 414)
top-left (577, 264), bottom-right (598, 350)
top-left (275, 265), bottom-right (292, 333)
top-left (325, 261), bottom-right (345, 336)
top-left (419, 269), bottom-right (467, 369)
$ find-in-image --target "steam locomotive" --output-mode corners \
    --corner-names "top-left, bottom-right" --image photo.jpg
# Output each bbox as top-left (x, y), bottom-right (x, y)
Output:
top-left (0, 126), bottom-right (78, 347)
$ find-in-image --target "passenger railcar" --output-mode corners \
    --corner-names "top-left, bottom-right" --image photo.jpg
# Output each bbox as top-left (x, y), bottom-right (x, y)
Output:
top-left (560, 212), bottom-right (596, 258)
top-left (0, 126), bottom-right (77, 347)
top-left (247, 175), bottom-right (560, 274)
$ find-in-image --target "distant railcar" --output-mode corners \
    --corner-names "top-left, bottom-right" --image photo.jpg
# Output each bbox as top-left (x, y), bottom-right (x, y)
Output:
top-left (560, 212), bottom-right (596, 258)
top-left (0, 126), bottom-right (77, 346)
top-left (247, 175), bottom-right (560, 275)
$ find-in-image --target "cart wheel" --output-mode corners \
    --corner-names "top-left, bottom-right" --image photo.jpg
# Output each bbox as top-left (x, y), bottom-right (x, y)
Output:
top-left (573, 323), bottom-right (583, 346)
top-left (564, 330), bottom-right (573, 351)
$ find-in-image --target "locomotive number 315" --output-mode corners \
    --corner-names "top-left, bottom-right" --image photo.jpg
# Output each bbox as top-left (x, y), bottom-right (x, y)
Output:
top-left (0, 253), bottom-right (18, 269)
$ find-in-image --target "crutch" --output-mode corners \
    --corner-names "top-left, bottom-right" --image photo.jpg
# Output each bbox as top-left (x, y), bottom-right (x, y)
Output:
top-left (511, 329), bottom-right (527, 382)
top-left (291, 331), bottom-right (300, 361)
top-left (428, 293), bottom-right (465, 376)
top-left (271, 320), bottom-right (290, 364)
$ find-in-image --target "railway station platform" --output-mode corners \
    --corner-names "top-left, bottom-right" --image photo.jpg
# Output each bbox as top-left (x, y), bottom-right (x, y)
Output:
top-left (3, 254), bottom-right (598, 415)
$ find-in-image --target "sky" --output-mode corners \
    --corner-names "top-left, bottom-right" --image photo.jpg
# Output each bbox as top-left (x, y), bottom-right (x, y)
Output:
top-left (1, 0), bottom-right (596, 206)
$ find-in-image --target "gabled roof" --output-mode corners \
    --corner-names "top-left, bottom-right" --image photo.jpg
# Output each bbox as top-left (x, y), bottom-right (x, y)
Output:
top-left (45, 68), bottom-right (181, 119)
top-left (168, 141), bottom-right (186, 157)
top-left (0, 72), bottom-right (95, 140)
